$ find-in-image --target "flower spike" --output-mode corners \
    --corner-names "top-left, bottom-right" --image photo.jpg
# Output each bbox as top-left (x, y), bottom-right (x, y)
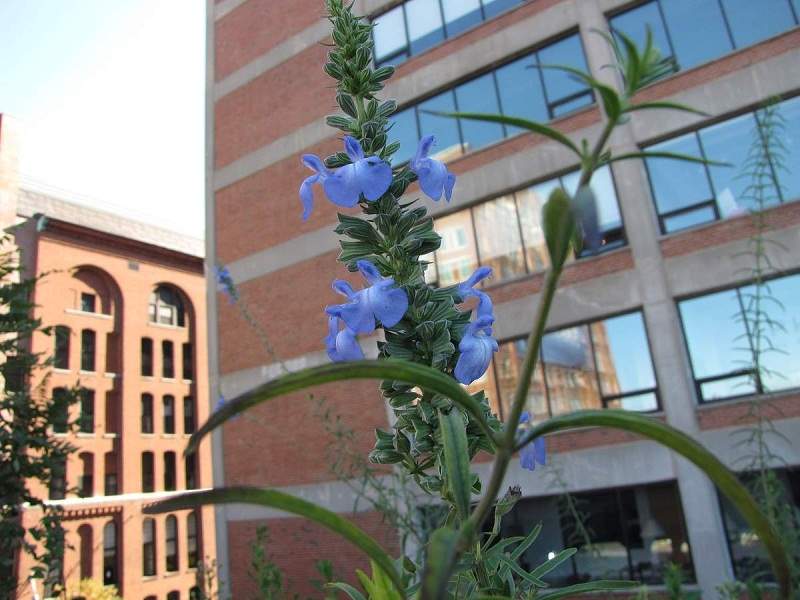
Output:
top-left (410, 135), bottom-right (456, 202)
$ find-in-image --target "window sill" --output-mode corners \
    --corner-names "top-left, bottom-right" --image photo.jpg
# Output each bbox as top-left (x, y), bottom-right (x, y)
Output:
top-left (65, 308), bottom-right (113, 320)
top-left (78, 370), bottom-right (97, 376)
top-left (142, 575), bottom-right (158, 582)
top-left (182, 379), bottom-right (194, 384)
top-left (76, 432), bottom-right (96, 438)
top-left (103, 433), bottom-right (118, 439)
top-left (141, 433), bottom-right (155, 438)
top-left (162, 377), bottom-right (177, 383)
top-left (53, 368), bottom-right (71, 375)
top-left (148, 321), bottom-right (185, 331)
top-left (162, 433), bottom-right (177, 438)
top-left (104, 372), bottom-right (119, 379)
top-left (141, 375), bottom-right (155, 381)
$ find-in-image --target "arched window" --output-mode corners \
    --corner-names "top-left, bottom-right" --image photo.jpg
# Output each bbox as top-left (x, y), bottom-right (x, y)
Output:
top-left (104, 452), bottom-right (118, 495)
top-left (80, 329), bottom-right (96, 371)
top-left (54, 326), bottom-right (70, 369)
top-left (78, 452), bottom-right (94, 498)
top-left (103, 520), bottom-right (118, 585)
top-left (187, 511), bottom-right (199, 568)
top-left (79, 389), bottom-right (95, 433)
top-left (183, 396), bottom-right (196, 434)
top-left (150, 286), bottom-right (185, 327)
top-left (49, 456), bottom-right (66, 500)
top-left (167, 592), bottom-right (180, 600)
top-left (162, 340), bottom-right (175, 378)
top-left (164, 451), bottom-right (177, 491)
top-left (143, 518), bottom-right (156, 577)
top-left (78, 524), bottom-right (93, 579)
top-left (163, 395), bottom-right (175, 433)
top-left (142, 451), bottom-right (155, 492)
top-left (165, 515), bottom-right (179, 572)
top-left (189, 587), bottom-right (201, 600)
top-left (141, 393), bottom-right (154, 433)
top-left (182, 342), bottom-right (193, 380)
top-left (52, 387), bottom-right (69, 434)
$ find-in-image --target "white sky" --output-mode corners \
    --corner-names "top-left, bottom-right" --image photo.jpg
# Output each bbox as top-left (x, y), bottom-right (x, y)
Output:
top-left (0, 0), bottom-right (206, 238)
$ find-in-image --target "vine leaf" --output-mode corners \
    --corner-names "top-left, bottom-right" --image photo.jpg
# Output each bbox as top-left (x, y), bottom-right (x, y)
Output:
top-left (439, 408), bottom-right (472, 521)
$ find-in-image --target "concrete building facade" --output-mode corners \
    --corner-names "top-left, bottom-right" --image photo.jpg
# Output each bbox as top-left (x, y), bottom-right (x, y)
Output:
top-left (1, 125), bottom-right (216, 598)
top-left (208, 1), bottom-right (800, 597)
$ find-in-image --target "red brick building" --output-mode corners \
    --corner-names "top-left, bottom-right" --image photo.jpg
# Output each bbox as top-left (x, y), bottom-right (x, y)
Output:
top-left (207, 1), bottom-right (800, 597)
top-left (2, 120), bottom-right (216, 599)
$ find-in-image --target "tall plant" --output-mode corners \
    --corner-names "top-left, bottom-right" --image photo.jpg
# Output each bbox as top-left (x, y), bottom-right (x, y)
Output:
top-left (0, 234), bottom-right (78, 598)
top-left (149, 2), bottom-right (793, 598)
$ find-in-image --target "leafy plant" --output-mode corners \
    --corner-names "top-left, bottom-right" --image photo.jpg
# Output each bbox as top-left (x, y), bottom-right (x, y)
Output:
top-left (64, 578), bottom-right (122, 600)
top-left (147, 3), bottom-right (794, 599)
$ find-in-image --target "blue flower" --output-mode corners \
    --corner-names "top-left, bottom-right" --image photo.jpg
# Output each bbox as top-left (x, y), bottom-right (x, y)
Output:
top-left (454, 315), bottom-right (498, 385)
top-left (518, 412), bottom-right (546, 472)
top-left (299, 136), bottom-right (392, 220)
top-left (410, 135), bottom-right (456, 202)
top-left (326, 260), bottom-right (408, 334)
top-left (214, 264), bottom-right (238, 304)
top-left (457, 266), bottom-right (494, 321)
top-left (325, 313), bottom-right (364, 362)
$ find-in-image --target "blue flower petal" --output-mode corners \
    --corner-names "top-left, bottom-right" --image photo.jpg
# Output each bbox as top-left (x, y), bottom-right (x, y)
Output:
top-left (517, 412), bottom-right (547, 471)
top-left (458, 267), bottom-right (495, 321)
top-left (324, 164), bottom-right (361, 207)
top-left (410, 136), bottom-right (457, 202)
top-left (454, 316), bottom-right (498, 384)
top-left (364, 281), bottom-right (408, 328)
top-left (356, 260), bottom-right (382, 284)
top-left (355, 156), bottom-right (393, 201)
top-left (344, 136), bottom-right (365, 162)
top-left (327, 301), bottom-right (374, 335)
top-left (325, 315), bottom-right (364, 362)
top-left (299, 174), bottom-right (319, 220)
top-left (444, 172), bottom-right (456, 202)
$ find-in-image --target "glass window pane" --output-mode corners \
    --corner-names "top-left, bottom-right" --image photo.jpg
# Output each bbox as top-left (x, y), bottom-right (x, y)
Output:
top-left (537, 35), bottom-right (592, 117)
top-left (700, 113), bottom-right (772, 218)
top-left (495, 339), bottom-right (548, 418)
top-left (420, 252), bottom-right (438, 284)
top-left (434, 210), bottom-right (478, 286)
top-left (406, 0), bottom-right (445, 55)
top-left (646, 133), bottom-right (713, 216)
top-left (389, 107), bottom-right (419, 165)
top-left (516, 181), bottom-right (555, 272)
top-left (562, 166), bottom-right (623, 242)
top-left (465, 359), bottom-right (500, 415)
top-left (610, 2), bottom-right (672, 62)
top-left (373, 6), bottom-right (408, 63)
top-left (592, 312), bottom-right (656, 396)
top-left (542, 325), bottom-right (602, 415)
top-left (663, 205), bottom-right (717, 233)
top-left (679, 290), bottom-right (751, 381)
top-left (472, 194), bottom-right (526, 283)
top-left (660, 0), bottom-right (732, 70)
top-left (482, 0), bottom-right (520, 19)
top-left (722, 0), bottom-right (795, 48)
top-left (495, 54), bottom-right (548, 134)
top-left (774, 96), bottom-right (800, 202)
top-left (418, 91), bottom-right (463, 160)
top-left (700, 374), bottom-right (757, 401)
top-left (455, 73), bottom-right (504, 152)
top-left (749, 274), bottom-right (800, 392)
top-left (442, 0), bottom-right (483, 37)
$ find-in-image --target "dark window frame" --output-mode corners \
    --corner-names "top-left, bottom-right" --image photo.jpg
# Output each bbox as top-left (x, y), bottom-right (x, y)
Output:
top-left (492, 308), bottom-right (661, 420)
top-left (142, 451), bottom-right (155, 493)
top-left (165, 515), bottom-right (179, 573)
top-left (54, 326), bottom-right (71, 369)
top-left (143, 518), bottom-right (157, 577)
top-left (187, 511), bottom-right (199, 569)
top-left (162, 340), bottom-right (175, 379)
top-left (164, 451), bottom-right (177, 491)
top-left (103, 520), bottom-right (118, 586)
top-left (80, 292), bottom-right (97, 313)
top-left (183, 396), bottom-right (196, 434)
top-left (141, 393), bottom-right (154, 434)
top-left (141, 337), bottom-right (154, 377)
top-left (163, 394), bottom-right (176, 434)
top-left (79, 389), bottom-right (95, 433)
top-left (80, 329), bottom-right (96, 372)
top-left (642, 96), bottom-right (800, 235)
top-left (676, 270), bottom-right (800, 404)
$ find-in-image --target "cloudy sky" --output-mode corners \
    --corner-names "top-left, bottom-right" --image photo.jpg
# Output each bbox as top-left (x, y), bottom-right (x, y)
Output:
top-left (0, 0), bottom-right (206, 238)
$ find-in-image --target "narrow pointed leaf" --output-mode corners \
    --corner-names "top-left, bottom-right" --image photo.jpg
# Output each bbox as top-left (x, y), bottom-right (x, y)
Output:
top-left (538, 63), bottom-right (621, 120)
top-left (527, 548), bottom-right (577, 579)
top-left (498, 556), bottom-right (547, 588)
top-left (430, 110), bottom-right (582, 157)
top-left (187, 360), bottom-right (498, 455)
top-left (420, 527), bottom-right (461, 600)
top-left (326, 582), bottom-right (367, 600)
top-left (624, 100), bottom-right (709, 117)
top-left (143, 486), bottom-right (402, 592)
top-left (539, 580), bottom-right (638, 600)
top-left (514, 409), bottom-right (793, 599)
top-left (439, 408), bottom-right (472, 521)
top-left (603, 150), bottom-right (730, 168)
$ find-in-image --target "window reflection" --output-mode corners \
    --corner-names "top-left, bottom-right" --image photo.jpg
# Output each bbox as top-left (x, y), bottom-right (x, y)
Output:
top-left (500, 482), bottom-right (694, 585)
top-left (406, 0), bottom-right (445, 55)
top-left (455, 72), bottom-right (504, 152)
top-left (495, 339), bottom-right (548, 418)
top-left (434, 211), bottom-right (478, 286)
top-left (473, 194), bottom-right (526, 281)
top-left (542, 325), bottom-right (602, 415)
top-left (678, 272), bottom-right (800, 402)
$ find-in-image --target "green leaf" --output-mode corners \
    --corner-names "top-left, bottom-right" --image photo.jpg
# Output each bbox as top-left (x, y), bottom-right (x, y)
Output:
top-left (542, 187), bottom-right (575, 271)
top-left (515, 409), bottom-right (793, 598)
top-left (143, 486), bottom-right (402, 593)
top-left (497, 556), bottom-right (546, 588)
top-left (326, 582), bottom-right (366, 600)
top-left (439, 408), bottom-right (472, 521)
top-left (538, 63), bottom-right (621, 120)
top-left (603, 150), bottom-right (730, 168)
top-left (510, 522), bottom-right (543, 561)
top-left (420, 527), bottom-right (462, 600)
top-left (428, 110), bottom-right (582, 157)
top-left (186, 360), bottom-right (499, 456)
top-left (527, 548), bottom-right (577, 580)
top-left (624, 100), bottom-right (709, 117)
top-left (538, 580), bottom-right (638, 600)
